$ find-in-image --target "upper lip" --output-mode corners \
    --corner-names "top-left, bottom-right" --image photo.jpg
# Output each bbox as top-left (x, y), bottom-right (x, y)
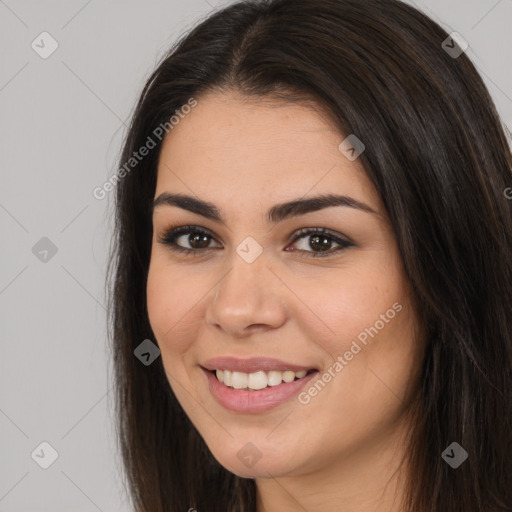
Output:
top-left (201, 356), bottom-right (318, 373)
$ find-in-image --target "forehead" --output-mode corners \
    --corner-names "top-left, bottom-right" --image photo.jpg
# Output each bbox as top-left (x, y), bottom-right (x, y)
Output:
top-left (154, 91), bottom-right (382, 216)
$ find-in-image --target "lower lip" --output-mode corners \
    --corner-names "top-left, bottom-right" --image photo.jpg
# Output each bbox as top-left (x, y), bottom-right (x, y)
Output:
top-left (202, 367), bottom-right (319, 413)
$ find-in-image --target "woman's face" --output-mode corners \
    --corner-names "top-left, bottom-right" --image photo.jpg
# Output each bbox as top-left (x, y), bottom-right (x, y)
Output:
top-left (147, 91), bottom-right (424, 479)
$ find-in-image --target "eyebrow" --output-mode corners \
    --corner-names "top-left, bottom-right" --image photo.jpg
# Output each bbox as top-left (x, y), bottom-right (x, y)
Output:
top-left (152, 192), bottom-right (379, 224)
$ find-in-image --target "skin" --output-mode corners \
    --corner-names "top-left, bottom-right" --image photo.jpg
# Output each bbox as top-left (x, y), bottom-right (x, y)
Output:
top-left (146, 91), bottom-right (426, 512)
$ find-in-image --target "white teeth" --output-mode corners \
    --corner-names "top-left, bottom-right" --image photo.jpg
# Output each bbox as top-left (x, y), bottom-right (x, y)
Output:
top-left (214, 368), bottom-right (310, 390)
top-left (282, 370), bottom-right (296, 383)
top-left (248, 371), bottom-right (268, 390)
top-left (267, 370), bottom-right (283, 386)
top-left (231, 371), bottom-right (248, 389)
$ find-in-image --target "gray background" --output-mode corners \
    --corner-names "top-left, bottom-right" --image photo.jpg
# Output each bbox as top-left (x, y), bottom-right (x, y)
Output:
top-left (1, 0), bottom-right (511, 510)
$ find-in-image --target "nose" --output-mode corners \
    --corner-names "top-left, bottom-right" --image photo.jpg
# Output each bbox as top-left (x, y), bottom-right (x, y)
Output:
top-left (205, 253), bottom-right (288, 338)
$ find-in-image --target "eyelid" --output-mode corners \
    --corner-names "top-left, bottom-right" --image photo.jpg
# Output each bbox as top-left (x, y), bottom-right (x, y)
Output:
top-left (289, 227), bottom-right (352, 245)
top-left (157, 225), bottom-right (220, 248)
top-left (157, 224), bottom-right (354, 257)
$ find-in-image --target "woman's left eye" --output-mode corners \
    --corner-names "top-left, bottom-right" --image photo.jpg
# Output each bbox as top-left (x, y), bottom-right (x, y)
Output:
top-left (288, 227), bottom-right (354, 257)
top-left (157, 225), bottom-right (354, 258)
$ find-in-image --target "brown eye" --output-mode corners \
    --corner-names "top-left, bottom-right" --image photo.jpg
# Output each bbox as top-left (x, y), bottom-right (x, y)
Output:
top-left (158, 225), bottom-right (353, 258)
top-left (287, 228), bottom-right (354, 258)
top-left (158, 225), bottom-right (220, 255)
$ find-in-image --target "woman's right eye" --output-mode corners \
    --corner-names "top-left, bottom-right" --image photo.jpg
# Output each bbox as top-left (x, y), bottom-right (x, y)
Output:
top-left (158, 225), bottom-right (220, 256)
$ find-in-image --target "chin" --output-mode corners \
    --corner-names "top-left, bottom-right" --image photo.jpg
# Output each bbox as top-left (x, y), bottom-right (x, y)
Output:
top-left (210, 447), bottom-right (304, 479)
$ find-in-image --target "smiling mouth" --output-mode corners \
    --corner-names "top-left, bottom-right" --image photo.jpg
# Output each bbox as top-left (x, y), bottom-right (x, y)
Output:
top-left (206, 368), bottom-right (317, 391)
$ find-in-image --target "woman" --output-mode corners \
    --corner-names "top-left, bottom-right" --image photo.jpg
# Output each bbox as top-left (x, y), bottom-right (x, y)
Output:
top-left (106, 0), bottom-right (512, 510)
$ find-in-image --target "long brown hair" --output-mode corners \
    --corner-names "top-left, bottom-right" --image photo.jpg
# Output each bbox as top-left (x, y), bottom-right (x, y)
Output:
top-left (106, 0), bottom-right (512, 510)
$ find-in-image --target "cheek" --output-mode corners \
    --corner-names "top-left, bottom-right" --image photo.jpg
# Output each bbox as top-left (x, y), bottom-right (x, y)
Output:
top-left (146, 257), bottom-right (204, 355)
top-left (293, 272), bottom-right (419, 460)
top-left (299, 254), bottom-right (404, 351)
top-left (297, 251), bottom-right (419, 402)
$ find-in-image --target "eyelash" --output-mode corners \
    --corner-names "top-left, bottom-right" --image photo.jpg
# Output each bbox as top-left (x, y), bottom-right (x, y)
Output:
top-left (157, 225), bottom-right (354, 258)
